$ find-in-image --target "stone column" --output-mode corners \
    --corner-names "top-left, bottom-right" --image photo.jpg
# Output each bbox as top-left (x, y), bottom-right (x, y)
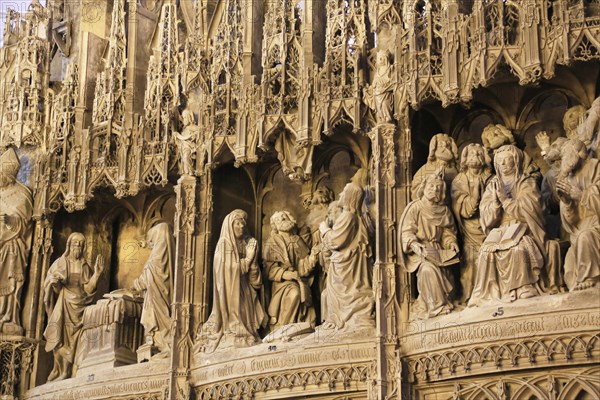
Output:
top-left (25, 216), bottom-right (54, 389)
top-left (167, 174), bottom-right (198, 399)
top-left (368, 122), bottom-right (401, 399)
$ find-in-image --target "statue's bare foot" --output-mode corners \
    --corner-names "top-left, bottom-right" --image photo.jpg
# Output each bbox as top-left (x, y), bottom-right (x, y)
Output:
top-left (581, 279), bottom-right (598, 290)
top-left (440, 305), bottom-right (453, 315)
top-left (518, 285), bottom-right (538, 299)
top-left (322, 321), bottom-right (336, 330)
top-left (573, 282), bottom-right (585, 291)
top-left (47, 368), bottom-right (59, 382)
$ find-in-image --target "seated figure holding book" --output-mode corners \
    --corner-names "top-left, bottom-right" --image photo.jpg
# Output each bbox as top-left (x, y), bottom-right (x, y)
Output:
top-left (399, 171), bottom-right (459, 318)
top-left (469, 145), bottom-right (546, 306)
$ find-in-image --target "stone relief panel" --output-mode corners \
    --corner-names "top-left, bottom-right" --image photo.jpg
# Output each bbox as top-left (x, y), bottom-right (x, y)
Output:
top-left (0, 1), bottom-right (599, 399)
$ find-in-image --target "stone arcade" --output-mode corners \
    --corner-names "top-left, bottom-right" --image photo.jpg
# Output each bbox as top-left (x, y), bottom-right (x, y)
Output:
top-left (0, 0), bottom-right (599, 399)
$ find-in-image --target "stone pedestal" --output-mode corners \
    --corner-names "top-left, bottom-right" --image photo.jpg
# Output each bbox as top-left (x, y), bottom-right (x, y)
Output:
top-left (136, 342), bottom-right (160, 363)
top-left (76, 293), bottom-right (144, 375)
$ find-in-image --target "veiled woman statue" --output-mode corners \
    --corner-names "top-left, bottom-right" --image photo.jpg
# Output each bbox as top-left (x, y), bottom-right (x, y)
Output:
top-left (43, 233), bottom-right (104, 381)
top-left (319, 179), bottom-right (374, 331)
top-left (200, 210), bottom-right (266, 352)
top-left (131, 223), bottom-right (174, 355)
top-left (469, 145), bottom-right (546, 306)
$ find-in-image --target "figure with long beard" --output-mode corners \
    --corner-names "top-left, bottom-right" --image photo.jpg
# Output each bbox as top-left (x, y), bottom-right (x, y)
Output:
top-left (411, 134), bottom-right (459, 202)
top-left (451, 144), bottom-right (493, 304)
top-left (263, 211), bottom-right (319, 330)
top-left (556, 139), bottom-right (600, 291)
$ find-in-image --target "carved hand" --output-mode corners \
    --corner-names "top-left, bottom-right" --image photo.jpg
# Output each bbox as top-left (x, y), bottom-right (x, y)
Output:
top-left (319, 220), bottom-right (330, 234)
top-left (448, 243), bottom-right (460, 254)
top-left (535, 131), bottom-right (551, 153)
top-left (245, 238), bottom-right (257, 263)
top-left (94, 254), bottom-right (105, 275)
top-left (495, 180), bottom-right (509, 203)
top-left (410, 242), bottom-right (424, 256)
top-left (557, 180), bottom-right (582, 202)
top-left (556, 180), bottom-right (571, 203)
top-left (282, 270), bottom-right (299, 281)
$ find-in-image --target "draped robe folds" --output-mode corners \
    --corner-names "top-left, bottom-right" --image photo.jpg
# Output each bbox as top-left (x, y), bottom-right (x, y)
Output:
top-left (132, 223), bottom-right (173, 352)
top-left (560, 158), bottom-right (600, 289)
top-left (451, 170), bottom-right (491, 303)
top-left (399, 199), bottom-right (457, 318)
top-left (44, 257), bottom-right (94, 363)
top-left (0, 181), bottom-right (33, 325)
top-left (202, 213), bottom-right (266, 352)
top-left (470, 175), bottom-right (545, 305)
top-left (320, 210), bottom-right (374, 330)
top-left (263, 233), bottom-right (316, 329)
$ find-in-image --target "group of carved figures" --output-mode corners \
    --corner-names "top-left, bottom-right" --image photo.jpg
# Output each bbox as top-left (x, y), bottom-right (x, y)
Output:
top-left (0, 95), bottom-right (597, 378)
top-left (1, 174), bottom-right (172, 380)
top-left (41, 222), bottom-right (174, 380)
top-left (198, 170), bottom-right (376, 352)
top-left (400, 96), bottom-right (600, 318)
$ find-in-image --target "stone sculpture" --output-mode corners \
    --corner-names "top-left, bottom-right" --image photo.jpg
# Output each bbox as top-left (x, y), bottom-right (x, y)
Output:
top-left (451, 144), bottom-right (492, 304)
top-left (0, 147), bottom-right (33, 335)
top-left (131, 223), bottom-right (174, 356)
top-left (538, 96), bottom-right (600, 159)
top-left (482, 124), bottom-right (540, 181)
top-left (200, 210), bottom-right (266, 352)
top-left (364, 50), bottom-right (395, 124)
top-left (319, 178), bottom-right (374, 330)
top-left (577, 96), bottom-right (600, 157)
top-left (469, 145), bottom-right (546, 305)
top-left (43, 233), bottom-right (104, 381)
top-left (318, 200), bottom-right (343, 322)
top-left (302, 187), bottom-right (335, 304)
top-left (173, 108), bottom-right (198, 176)
top-left (556, 139), bottom-right (600, 291)
top-left (399, 172), bottom-right (459, 318)
top-left (562, 105), bottom-right (588, 139)
top-left (263, 211), bottom-right (319, 330)
top-left (410, 133), bottom-right (459, 201)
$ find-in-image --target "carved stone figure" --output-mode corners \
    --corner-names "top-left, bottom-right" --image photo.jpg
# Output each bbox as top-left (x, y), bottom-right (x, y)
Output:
top-left (482, 124), bottom-right (540, 180)
top-left (302, 186), bottom-right (335, 302)
top-left (469, 145), bottom-right (547, 306)
top-left (364, 50), bottom-right (395, 123)
top-left (537, 136), bottom-right (570, 242)
top-left (0, 148), bottom-right (33, 335)
top-left (263, 211), bottom-right (319, 330)
top-left (563, 105), bottom-right (587, 139)
top-left (400, 172), bottom-right (459, 318)
top-left (537, 97), bottom-right (599, 161)
top-left (173, 109), bottom-right (198, 176)
top-left (131, 223), bottom-right (174, 355)
top-left (200, 210), bottom-right (266, 352)
top-left (451, 144), bottom-right (492, 304)
top-left (411, 134), bottom-right (459, 201)
top-left (318, 200), bottom-right (342, 322)
top-left (556, 139), bottom-right (600, 291)
top-left (319, 180), bottom-right (374, 330)
top-left (43, 233), bottom-right (104, 381)
top-left (576, 96), bottom-right (600, 157)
